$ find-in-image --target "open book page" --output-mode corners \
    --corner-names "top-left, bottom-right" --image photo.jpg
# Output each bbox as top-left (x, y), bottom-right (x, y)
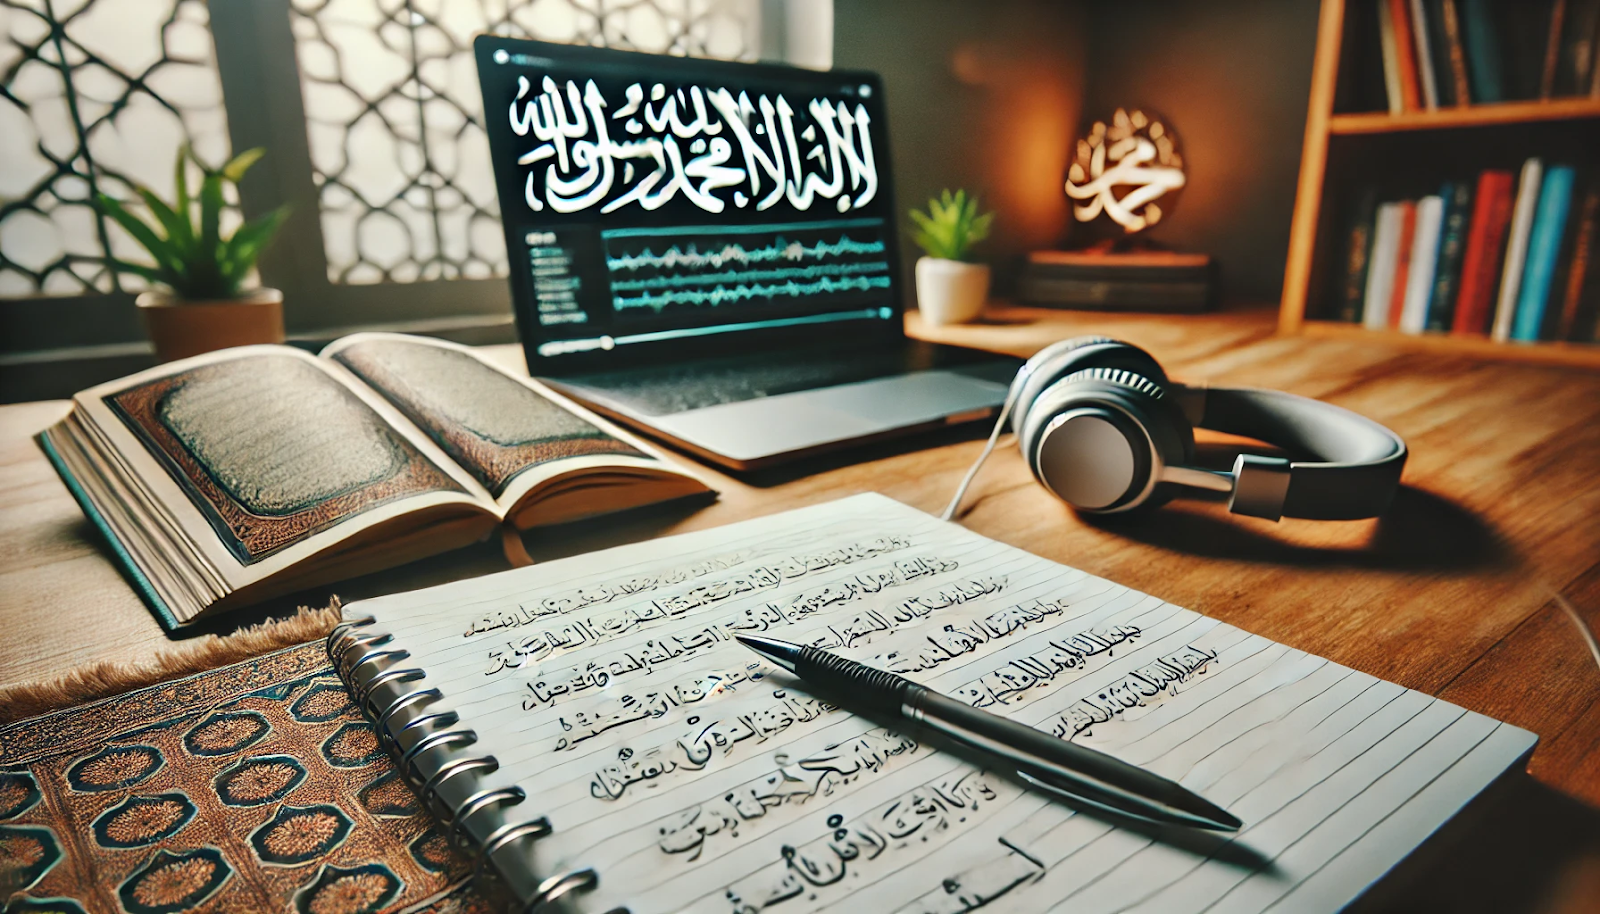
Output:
top-left (69, 345), bottom-right (496, 614)
top-left (349, 494), bottom-right (1535, 914)
top-left (321, 333), bottom-right (710, 523)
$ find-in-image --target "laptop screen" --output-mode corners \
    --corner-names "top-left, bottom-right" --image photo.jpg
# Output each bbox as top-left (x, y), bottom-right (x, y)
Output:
top-left (474, 37), bottom-right (902, 373)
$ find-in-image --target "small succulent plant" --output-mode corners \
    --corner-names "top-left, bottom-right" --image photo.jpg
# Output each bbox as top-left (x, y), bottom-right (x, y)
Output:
top-left (909, 188), bottom-right (994, 262)
top-left (95, 146), bottom-right (288, 301)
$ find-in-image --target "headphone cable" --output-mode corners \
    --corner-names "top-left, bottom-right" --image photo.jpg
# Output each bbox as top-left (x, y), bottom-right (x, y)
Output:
top-left (941, 384), bottom-right (1020, 522)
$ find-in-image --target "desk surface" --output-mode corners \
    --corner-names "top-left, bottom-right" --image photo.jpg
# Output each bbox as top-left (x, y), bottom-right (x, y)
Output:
top-left (3, 306), bottom-right (1597, 904)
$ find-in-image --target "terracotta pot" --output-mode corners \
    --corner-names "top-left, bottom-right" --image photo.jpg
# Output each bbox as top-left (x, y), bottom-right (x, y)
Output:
top-left (137, 288), bottom-right (285, 362)
top-left (915, 257), bottom-right (990, 326)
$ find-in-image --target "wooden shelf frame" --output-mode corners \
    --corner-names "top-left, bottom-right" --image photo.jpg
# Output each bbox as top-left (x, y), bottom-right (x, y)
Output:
top-left (1280, 0), bottom-right (1600, 368)
top-left (1328, 97), bottom-right (1600, 134)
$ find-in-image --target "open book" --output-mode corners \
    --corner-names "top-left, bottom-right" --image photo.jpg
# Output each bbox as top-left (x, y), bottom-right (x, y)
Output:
top-left (38, 332), bottom-right (712, 630)
top-left (331, 494), bottom-right (1535, 914)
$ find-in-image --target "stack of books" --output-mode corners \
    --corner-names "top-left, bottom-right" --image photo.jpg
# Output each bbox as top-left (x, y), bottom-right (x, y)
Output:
top-left (1331, 160), bottom-right (1599, 343)
top-left (1015, 250), bottom-right (1216, 312)
top-left (1370, 0), bottom-right (1600, 111)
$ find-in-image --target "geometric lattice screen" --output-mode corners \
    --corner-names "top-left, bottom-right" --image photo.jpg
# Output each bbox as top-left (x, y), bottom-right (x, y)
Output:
top-left (289, 0), bottom-right (759, 285)
top-left (0, 0), bottom-right (234, 297)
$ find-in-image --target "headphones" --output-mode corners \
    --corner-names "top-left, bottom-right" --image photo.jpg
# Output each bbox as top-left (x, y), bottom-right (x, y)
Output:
top-left (944, 336), bottom-right (1408, 523)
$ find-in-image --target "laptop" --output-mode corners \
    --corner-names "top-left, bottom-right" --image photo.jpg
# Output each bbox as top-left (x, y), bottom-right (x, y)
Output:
top-left (474, 37), bottom-right (1020, 470)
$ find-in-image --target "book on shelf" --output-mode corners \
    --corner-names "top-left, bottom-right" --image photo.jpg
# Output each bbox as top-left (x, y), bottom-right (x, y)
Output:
top-left (1493, 158), bottom-right (1546, 341)
top-left (1411, 0), bottom-right (1443, 108)
top-left (1434, 0), bottom-right (1475, 106)
top-left (1452, 169), bottom-right (1517, 334)
top-left (1461, 0), bottom-right (1506, 102)
top-left (1512, 165), bottom-right (1578, 340)
top-left (36, 333), bottom-right (713, 630)
top-left (1400, 194), bottom-right (1445, 332)
top-left (1540, 0), bottom-right (1571, 99)
top-left (1362, 202), bottom-right (1406, 329)
top-left (1387, 200), bottom-right (1419, 329)
top-left (1383, 0), bottom-right (1425, 111)
top-left (1557, 185), bottom-right (1600, 338)
top-left (1427, 180), bottom-right (1475, 331)
top-left (1556, 0), bottom-right (1600, 95)
top-left (1328, 160), bottom-right (1597, 344)
top-left (1337, 192), bottom-right (1379, 323)
top-left (328, 492), bottom-right (1538, 914)
top-left (1363, 0), bottom-right (1600, 109)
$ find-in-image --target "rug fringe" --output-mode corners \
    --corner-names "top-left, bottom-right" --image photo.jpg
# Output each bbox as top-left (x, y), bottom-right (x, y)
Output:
top-left (0, 601), bottom-right (344, 726)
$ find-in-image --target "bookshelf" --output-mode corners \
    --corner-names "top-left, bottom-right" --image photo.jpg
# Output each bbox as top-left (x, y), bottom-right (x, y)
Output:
top-left (1281, 0), bottom-right (1600, 369)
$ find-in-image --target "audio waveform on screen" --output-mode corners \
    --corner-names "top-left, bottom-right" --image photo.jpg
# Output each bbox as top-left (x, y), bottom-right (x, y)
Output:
top-left (614, 275), bottom-right (893, 312)
top-left (606, 235), bottom-right (885, 272)
top-left (608, 261), bottom-right (888, 292)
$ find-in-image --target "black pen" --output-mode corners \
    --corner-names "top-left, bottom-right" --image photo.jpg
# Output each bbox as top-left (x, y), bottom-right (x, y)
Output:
top-left (736, 634), bottom-right (1241, 832)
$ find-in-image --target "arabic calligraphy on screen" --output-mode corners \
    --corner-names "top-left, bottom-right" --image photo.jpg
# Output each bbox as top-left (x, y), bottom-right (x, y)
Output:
top-left (476, 40), bottom-right (901, 362)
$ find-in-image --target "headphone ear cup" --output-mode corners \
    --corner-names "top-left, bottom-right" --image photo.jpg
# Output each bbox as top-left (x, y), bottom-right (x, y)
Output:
top-left (1020, 367), bottom-right (1195, 512)
top-left (1009, 337), bottom-right (1169, 435)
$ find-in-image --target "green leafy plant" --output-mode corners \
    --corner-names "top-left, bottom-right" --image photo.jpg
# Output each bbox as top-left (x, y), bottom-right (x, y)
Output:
top-left (95, 147), bottom-right (289, 301)
top-left (909, 189), bottom-right (994, 262)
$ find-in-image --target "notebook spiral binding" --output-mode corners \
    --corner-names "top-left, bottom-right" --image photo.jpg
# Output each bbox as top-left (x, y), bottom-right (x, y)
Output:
top-left (328, 620), bottom-right (617, 914)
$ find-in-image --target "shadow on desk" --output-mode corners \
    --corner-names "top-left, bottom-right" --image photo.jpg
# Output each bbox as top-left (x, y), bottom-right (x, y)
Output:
top-left (1350, 774), bottom-right (1600, 913)
top-left (1090, 485), bottom-right (1514, 573)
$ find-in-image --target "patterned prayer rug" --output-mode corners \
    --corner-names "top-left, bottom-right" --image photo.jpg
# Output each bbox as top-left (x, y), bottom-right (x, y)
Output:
top-left (0, 642), bottom-right (500, 914)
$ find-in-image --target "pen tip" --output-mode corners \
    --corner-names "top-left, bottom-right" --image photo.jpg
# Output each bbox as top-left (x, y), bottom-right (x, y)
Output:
top-left (735, 635), bottom-right (800, 672)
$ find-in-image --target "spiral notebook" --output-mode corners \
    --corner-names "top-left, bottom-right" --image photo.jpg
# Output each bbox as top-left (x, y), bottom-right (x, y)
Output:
top-left (329, 494), bottom-right (1536, 914)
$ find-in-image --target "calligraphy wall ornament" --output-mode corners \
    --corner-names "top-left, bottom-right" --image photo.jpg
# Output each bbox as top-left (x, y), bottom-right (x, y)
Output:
top-left (1064, 108), bottom-right (1185, 235)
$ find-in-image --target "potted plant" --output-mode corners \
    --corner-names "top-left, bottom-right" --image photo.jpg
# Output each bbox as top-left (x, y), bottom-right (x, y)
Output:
top-left (909, 188), bottom-right (994, 326)
top-left (96, 147), bottom-right (290, 362)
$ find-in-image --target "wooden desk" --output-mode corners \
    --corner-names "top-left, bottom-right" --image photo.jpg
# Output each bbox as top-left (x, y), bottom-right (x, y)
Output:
top-left (3, 306), bottom-right (1597, 907)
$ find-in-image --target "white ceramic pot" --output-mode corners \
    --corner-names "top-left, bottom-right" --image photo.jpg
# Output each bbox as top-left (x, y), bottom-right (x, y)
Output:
top-left (137, 287), bottom-right (285, 362)
top-left (915, 257), bottom-right (990, 326)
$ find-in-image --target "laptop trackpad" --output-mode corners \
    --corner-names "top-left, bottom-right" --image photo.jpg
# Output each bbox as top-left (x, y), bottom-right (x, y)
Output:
top-left (654, 371), bottom-right (1005, 462)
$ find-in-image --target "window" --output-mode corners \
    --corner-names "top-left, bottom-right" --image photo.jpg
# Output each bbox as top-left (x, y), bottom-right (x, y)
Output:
top-left (1, 0), bottom-right (824, 399)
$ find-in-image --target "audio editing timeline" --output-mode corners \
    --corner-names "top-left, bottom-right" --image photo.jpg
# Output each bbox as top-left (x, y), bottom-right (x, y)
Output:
top-left (527, 218), bottom-right (897, 357)
top-left (602, 218), bottom-right (891, 315)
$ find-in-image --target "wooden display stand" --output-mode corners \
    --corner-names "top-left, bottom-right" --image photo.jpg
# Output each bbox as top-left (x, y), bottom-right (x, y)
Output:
top-left (1280, 0), bottom-right (1600, 368)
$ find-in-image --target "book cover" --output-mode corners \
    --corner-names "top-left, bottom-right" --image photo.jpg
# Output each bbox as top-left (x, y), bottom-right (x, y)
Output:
top-left (1427, 180), bottom-right (1475, 331)
top-left (1593, 8), bottom-right (1600, 95)
top-left (1379, 0), bottom-right (1407, 114)
top-left (1493, 158), bottom-right (1547, 341)
top-left (1561, 0), bottom-right (1600, 96)
top-left (1453, 170), bottom-right (1517, 335)
top-left (1389, 200), bottom-right (1419, 329)
top-left (1438, 0), bottom-right (1475, 103)
top-left (1425, 0), bottom-right (1460, 105)
top-left (1401, 195), bottom-right (1445, 333)
top-left (1572, 217), bottom-right (1600, 339)
top-left (1557, 185), bottom-right (1599, 338)
top-left (1504, 0), bottom-right (1561, 99)
top-left (1364, 202), bottom-right (1406, 329)
top-left (1512, 165), bottom-right (1577, 340)
top-left (1411, 0), bottom-right (1442, 107)
top-left (1389, 0), bottom-right (1425, 110)
top-left (1338, 191), bottom-right (1379, 323)
top-left (1462, 0), bottom-right (1506, 102)
top-left (1541, 0), bottom-right (1571, 98)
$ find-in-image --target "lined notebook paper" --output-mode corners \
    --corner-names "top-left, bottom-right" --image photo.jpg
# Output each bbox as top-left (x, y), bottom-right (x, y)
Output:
top-left (335, 494), bottom-right (1535, 914)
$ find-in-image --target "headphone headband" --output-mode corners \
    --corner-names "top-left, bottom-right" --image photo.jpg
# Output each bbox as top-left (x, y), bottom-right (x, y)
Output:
top-left (1192, 386), bottom-right (1407, 520)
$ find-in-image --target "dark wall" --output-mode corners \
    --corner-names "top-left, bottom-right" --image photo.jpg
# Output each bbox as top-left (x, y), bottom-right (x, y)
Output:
top-left (834, 0), bottom-right (1087, 298)
top-left (1080, 0), bottom-right (1322, 303)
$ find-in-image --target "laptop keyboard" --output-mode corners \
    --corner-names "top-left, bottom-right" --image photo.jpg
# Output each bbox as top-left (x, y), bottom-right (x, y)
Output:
top-left (557, 342), bottom-right (1001, 417)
